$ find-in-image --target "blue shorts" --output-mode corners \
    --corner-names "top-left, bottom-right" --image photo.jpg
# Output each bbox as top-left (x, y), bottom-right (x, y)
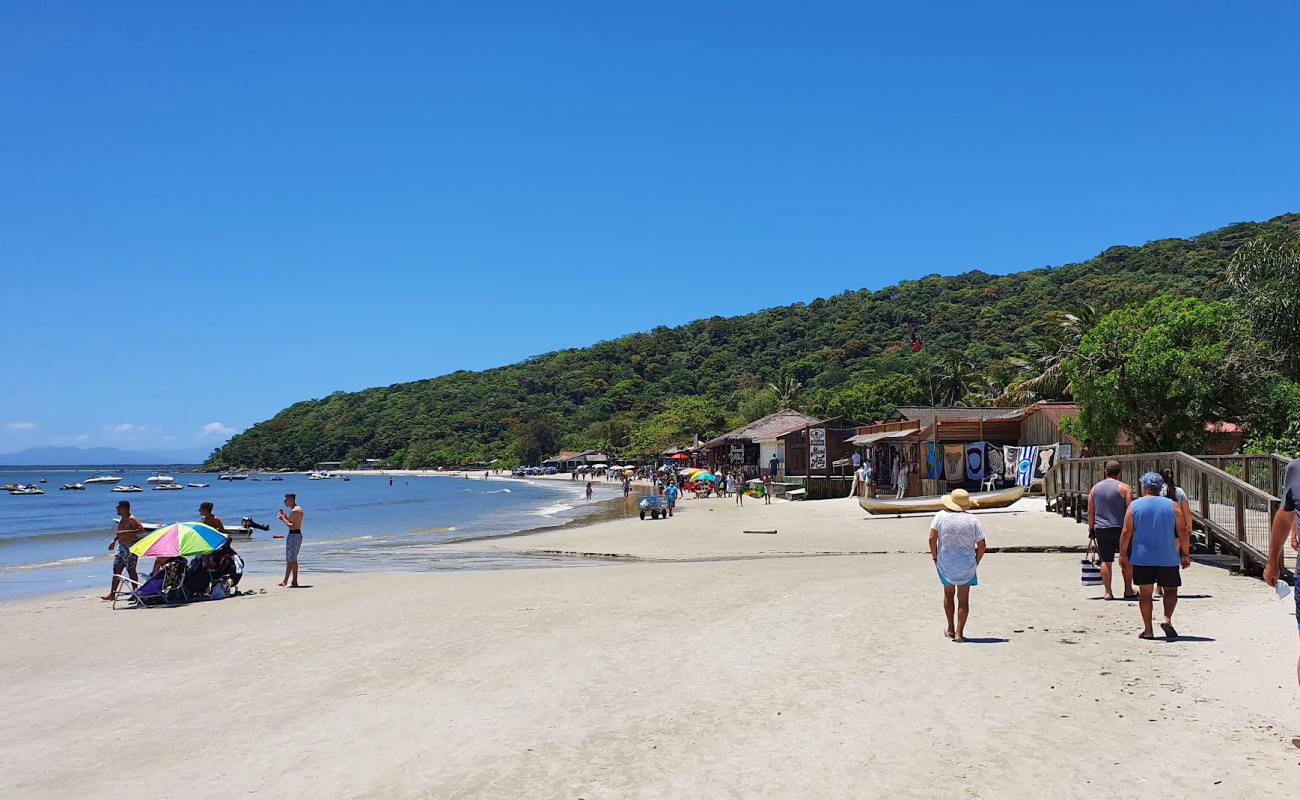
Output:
top-left (113, 541), bottom-right (138, 572)
top-left (1293, 580), bottom-right (1300, 630)
top-left (938, 568), bottom-right (978, 587)
top-left (286, 531), bottom-right (303, 562)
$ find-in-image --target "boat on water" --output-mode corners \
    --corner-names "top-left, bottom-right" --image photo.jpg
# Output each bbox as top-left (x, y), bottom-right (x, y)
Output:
top-left (8, 484), bottom-right (44, 495)
top-left (84, 474), bottom-right (123, 484)
top-left (188, 482), bottom-right (210, 488)
top-left (111, 485), bottom-right (144, 493)
top-left (146, 473), bottom-right (175, 484)
top-left (308, 471), bottom-right (331, 480)
top-left (858, 485), bottom-right (1026, 515)
top-left (39, 478), bottom-right (47, 483)
top-left (60, 483), bottom-right (86, 491)
top-left (218, 473), bottom-right (248, 481)
top-left (268, 476), bottom-right (283, 481)
top-left (152, 482), bottom-right (184, 491)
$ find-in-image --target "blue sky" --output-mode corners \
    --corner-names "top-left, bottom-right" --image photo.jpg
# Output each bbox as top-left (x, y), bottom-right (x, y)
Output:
top-left (2, 1), bottom-right (1298, 457)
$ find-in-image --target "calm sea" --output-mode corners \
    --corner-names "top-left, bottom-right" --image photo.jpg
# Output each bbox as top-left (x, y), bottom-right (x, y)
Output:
top-left (0, 468), bottom-right (626, 601)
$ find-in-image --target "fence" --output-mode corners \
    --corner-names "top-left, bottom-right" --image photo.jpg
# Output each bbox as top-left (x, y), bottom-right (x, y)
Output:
top-left (1044, 452), bottom-right (1281, 573)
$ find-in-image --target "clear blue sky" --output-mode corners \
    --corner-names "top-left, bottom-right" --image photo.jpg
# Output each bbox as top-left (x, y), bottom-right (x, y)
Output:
top-left (3, 1), bottom-right (1297, 457)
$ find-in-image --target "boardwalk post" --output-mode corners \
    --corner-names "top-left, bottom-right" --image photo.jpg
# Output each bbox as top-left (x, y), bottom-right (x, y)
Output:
top-left (1272, 457), bottom-right (1281, 499)
top-left (1199, 473), bottom-right (1210, 523)
top-left (1245, 458), bottom-right (1253, 489)
top-left (1270, 498), bottom-right (1283, 577)
top-left (1235, 489), bottom-right (1248, 572)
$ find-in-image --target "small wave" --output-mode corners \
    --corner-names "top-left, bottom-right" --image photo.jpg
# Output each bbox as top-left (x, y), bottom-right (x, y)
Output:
top-left (533, 503), bottom-right (575, 517)
top-left (2, 556), bottom-right (98, 573)
top-left (483, 489), bottom-right (512, 494)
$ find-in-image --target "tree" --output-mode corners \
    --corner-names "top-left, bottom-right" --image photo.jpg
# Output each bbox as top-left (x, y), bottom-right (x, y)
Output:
top-left (1063, 295), bottom-right (1277, 452)
top-left (1229, 230), bottom-right (1300, 377)
top-left (931, 354), bottom-right (978, 406)
top-left (1000, 305), bottom-right (1100, 403)
top-left (768, 374), bottom-right (803, 409)
top-left (512, 413), bottom-right (559, 466)
top-left (806, 374), bottom-right (926, 422)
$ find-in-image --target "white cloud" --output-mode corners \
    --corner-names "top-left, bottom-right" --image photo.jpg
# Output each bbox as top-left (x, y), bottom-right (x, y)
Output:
top-left (74, 434), bottom-right (90, 442)
top-left (106, 423), bottom-right (144, 434)
top-left (200, 422), bottom-right (235, 438)
top-left (5, 422), bottom-right (36, 430)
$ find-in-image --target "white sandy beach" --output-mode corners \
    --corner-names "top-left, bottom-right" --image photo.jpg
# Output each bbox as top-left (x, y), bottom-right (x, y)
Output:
top-left (3, 495), bottom-right (1298, 799)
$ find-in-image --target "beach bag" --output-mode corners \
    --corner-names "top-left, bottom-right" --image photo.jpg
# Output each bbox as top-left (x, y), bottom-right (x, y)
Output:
top-left (1081, 540), bottom-right (1102, 587)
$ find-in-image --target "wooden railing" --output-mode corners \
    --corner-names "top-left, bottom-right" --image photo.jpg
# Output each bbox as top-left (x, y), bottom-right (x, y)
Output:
top-left (1044, 452), bottom-right (1282, 573)
top-left (1194, 453), bottom-right (1290, 498)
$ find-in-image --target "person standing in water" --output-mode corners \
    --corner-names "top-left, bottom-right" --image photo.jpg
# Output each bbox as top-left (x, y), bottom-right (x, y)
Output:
top-left (585, 481), bottom-right (594, 501)
top-left (198, 501), bottom-right (226, 533)
top-left (277, 493), bottom-right (304, 588)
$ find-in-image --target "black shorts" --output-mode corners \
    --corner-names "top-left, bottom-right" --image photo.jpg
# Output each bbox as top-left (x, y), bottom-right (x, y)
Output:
top-left (1092, 527), bottom-right (1121, 563)
top-left (1132, 565), bottom-right (1181, 588)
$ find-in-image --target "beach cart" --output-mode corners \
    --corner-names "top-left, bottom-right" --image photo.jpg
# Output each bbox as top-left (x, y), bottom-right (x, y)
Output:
top-left (638, 495), bottom-right (669, 520)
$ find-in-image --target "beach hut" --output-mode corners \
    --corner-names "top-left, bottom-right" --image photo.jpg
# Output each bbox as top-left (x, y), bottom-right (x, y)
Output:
top-left (702, 409), bottom-right (819, 481)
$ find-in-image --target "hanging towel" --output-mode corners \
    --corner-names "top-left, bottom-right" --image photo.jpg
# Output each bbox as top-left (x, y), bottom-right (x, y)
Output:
top-left (924, 441), bottom-right (937, 480)
top-left (965, 441), bottom-right (986, 481)
top-left (986, 446), bottom-right (1005, 482)
top-left (1004, 446), bottom-right (1021, 481)
top-left (1016, 446), bottom-right (1038, 487)
top-left (1033, 446), bottom-right (1057, 481)
top-left (943, 444), bottom-right (965, 483)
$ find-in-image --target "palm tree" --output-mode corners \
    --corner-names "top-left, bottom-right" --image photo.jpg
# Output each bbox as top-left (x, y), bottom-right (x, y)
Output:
top-left (768, 374), bottom-right (803, 410)
top-left (1000, 305), bottom-right (1100, 403)
top-left (933, 354), bottom-right (979, 406)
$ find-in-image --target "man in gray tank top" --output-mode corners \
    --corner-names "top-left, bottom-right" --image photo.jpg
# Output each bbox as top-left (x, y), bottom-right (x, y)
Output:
top-left (1089, 460), bottom-right (1135, 600)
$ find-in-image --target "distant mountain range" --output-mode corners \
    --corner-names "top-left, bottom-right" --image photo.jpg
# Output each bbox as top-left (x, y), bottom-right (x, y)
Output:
top-left (0, 446), bottom-right (205, 466)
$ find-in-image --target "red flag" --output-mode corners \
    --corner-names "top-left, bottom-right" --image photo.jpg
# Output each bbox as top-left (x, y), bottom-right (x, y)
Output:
top-left (908, 323), bottom-right (922, 352)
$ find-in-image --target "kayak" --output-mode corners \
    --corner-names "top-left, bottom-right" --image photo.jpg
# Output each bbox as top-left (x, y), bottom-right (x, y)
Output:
top-left (858, 485), bottom-right (1025, 515)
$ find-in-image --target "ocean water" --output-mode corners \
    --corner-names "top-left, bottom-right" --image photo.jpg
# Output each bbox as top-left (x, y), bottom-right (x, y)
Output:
top-left (0, 468), bottom-right (624, 601)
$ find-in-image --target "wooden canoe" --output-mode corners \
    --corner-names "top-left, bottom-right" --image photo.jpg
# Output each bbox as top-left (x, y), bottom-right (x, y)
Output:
top-left (858, 485), bottom-right (1025, 515)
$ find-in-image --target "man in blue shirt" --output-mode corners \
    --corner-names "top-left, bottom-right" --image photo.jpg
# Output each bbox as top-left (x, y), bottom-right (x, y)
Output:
top-left (1264, 457), bottom-right (1300, 685)
top-left (1119, 472), bottom-right (1190, 639)
top-left (664, 482), bottom-right (678, 518)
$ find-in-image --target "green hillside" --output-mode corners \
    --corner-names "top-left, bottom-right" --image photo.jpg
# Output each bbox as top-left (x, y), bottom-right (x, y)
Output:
top-left (206, 213), bottom-right (1300, 469)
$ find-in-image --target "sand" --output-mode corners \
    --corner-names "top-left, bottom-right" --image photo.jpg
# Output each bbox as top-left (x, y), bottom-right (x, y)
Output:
top-left (3, 495), bottom-right (1298, 799)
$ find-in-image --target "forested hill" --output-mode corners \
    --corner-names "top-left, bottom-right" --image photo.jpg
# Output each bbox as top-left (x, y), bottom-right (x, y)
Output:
top-left (207, 213), bottom-right (1300, 470)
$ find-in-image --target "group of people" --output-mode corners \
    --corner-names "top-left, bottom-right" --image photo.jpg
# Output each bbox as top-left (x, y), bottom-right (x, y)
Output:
top-left (101, 492), bottom-right (306, 603)
top-left (927, 462), bottom-right (1195, 642)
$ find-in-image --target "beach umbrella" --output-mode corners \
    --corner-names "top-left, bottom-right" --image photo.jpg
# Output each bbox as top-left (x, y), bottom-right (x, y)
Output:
top-left (671, 453), bottom-right (690, 461)
top-left (693, 472), bottom-right (717, 482)
top-left (129, 521), bottom-right (228, 558)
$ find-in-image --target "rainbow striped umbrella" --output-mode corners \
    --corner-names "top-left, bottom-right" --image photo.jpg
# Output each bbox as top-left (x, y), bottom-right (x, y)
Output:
top-left (129, 522), bottom-right (228, 558)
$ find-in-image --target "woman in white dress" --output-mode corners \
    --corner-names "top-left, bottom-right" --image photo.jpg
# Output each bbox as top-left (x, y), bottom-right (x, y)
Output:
top-left (928, 489), bottom-right (987, 642)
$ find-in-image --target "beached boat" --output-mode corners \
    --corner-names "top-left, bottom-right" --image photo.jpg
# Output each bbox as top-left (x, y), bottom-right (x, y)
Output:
top-left (858, 485), bottom-right (1025, 515)
top-left (60, 483), bottom-right (86, 491)
top-left (152, 482), bottom-right (184, 491)
top-left (111, 485), bottom-right (144, 493)
top-left (84, 474), bottom-right (122, 484)
top-left (146, 473), bottom-right (174, 484)
top-left (187, 482), bottom-right (209, 488)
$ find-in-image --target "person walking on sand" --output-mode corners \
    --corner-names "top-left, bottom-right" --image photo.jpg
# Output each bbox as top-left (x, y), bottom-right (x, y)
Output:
top-left (102, 500), bottom-right (145, 600)
top-left (732, 473), bottom-right (744, 506)
top-left (665, 481), bottom-right (678, 517)
top-left (1265, 456), bottom-right (1300, 685)
top-left (929, 489), bottom-right (986, 642)
top-left (895, 457), bottom-right (909, 499)
top-left (1119, 472), bottom-right (1190, 640)
top-left (1088, 460), bottom-right (1136, 601)
top-left (585, 481), bottom-right (594, 502)
top-left (763, 473), bottom-right (772, 504)
top-left (277, 493), bottom-right (304, 588)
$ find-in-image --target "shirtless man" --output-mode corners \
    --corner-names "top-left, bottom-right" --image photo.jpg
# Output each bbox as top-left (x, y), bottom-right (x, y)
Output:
top-left (199, 501), bottom-right (226, 533)
top-left (277, 493), bottom-right (304, 587)
top-left (102, 500), bottom-right (145, 600)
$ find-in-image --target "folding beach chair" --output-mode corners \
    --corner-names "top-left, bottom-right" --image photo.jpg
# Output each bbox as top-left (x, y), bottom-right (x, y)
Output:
top-left (111, 558), bottom-right (190, 609)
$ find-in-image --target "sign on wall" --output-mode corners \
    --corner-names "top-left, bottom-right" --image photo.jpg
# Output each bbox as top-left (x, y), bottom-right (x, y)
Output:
top-left (729, 443), bottom-right (745, 464)
top-left (809, 428), bottom-right (827, 471)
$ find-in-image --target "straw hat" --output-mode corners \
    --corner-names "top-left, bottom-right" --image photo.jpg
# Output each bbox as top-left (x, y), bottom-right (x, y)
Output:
top-left (941, 488), bottom-right (978, 512)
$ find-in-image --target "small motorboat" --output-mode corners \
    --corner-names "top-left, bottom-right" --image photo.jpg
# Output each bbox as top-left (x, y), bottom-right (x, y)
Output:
top-left (187, 482), bottom-right (210, 488)
top-left (84, 474), bottom-right (123, 484)
top-left (218, 473), bottom-right (248, 481)
top-left (111, 485), bottom-right (144, 493)
top-left (339, 475), bottom-right (350, 482)
top-left (858, 485), bottom-right (1026, 516)
top-left (146, 473), bottom-right (175, 484)
top-left (268, 476), bottom-right (283, 481)
top-left (8, 484), bottom-right (44, 495)
top-left (152, 482), bottom-right (184, 491)
top-left (308, 471), bottom-right (330, 480)
top-left (39, 478), bottom-right (47, 483)
top-left (60, 483), bottom-right (86, 491)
